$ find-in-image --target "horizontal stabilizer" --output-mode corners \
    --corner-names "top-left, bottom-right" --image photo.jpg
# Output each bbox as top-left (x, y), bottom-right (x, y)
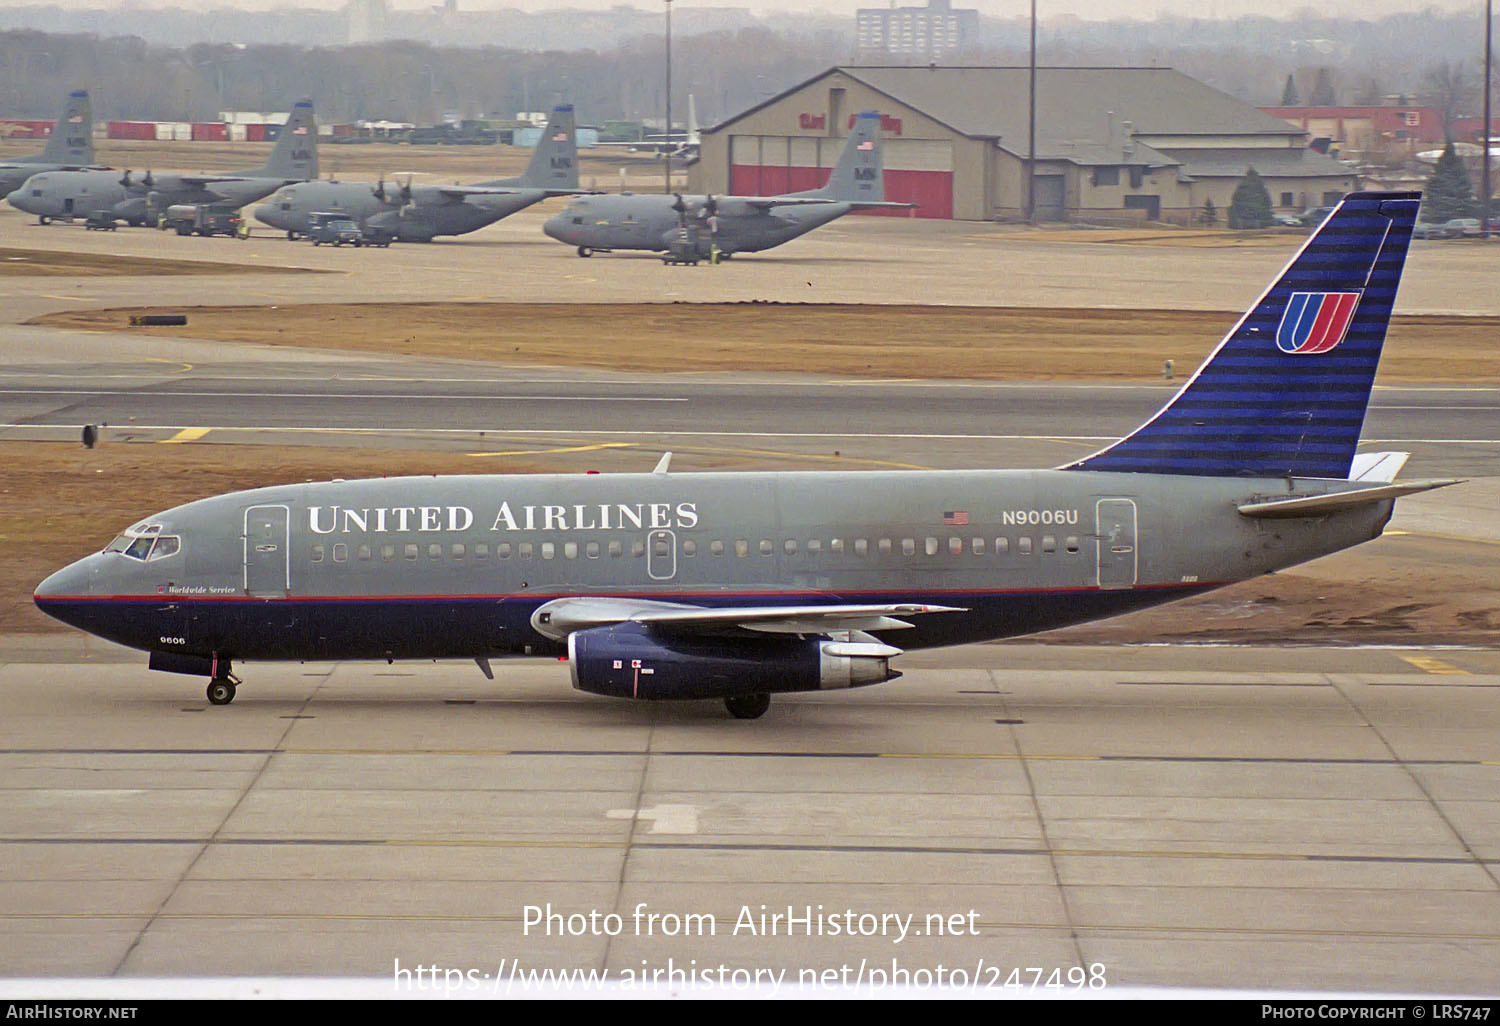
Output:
top-left (1348, 451), bottom-right (1410, 483)
top-left (1236, 479), bottom-right (1463, 518)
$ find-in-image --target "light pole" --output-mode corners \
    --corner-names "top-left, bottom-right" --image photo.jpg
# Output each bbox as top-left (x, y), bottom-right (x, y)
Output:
top-left (1025, 0), bottom-right (1037, 224)
top-left (664, 0), bottom-right (673, 194)
top-left (1483, 0), bottom-right (1492, 239)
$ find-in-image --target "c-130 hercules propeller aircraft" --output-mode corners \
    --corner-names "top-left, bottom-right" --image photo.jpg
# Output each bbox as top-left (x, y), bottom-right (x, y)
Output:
top-left (35, 192), bottom-right (1455, 718)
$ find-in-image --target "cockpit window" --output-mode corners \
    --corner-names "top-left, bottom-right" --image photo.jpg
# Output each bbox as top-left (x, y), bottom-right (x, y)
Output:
top-left (105, 527), bottom-right (179, 561)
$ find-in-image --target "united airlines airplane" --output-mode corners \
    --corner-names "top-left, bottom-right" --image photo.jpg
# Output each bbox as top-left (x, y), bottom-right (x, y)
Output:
top-left (34, 192), bottom-right (1453, 718)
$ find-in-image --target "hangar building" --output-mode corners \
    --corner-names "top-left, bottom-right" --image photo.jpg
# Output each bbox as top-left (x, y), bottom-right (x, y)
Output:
top-left (689, 66), bottom-right (1357, 223)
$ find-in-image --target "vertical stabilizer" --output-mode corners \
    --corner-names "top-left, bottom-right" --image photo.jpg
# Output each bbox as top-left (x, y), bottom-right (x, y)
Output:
top-left (38, 90), bottom-right (93, 165)
top-left (801, 110), bottom-right (885, 203)
top-left (247, 100), bottom-right (318, 181)
top-left (1064, 191), bottom-right (1420, 479)
top-left (501, 105), bottom-right (578, 191)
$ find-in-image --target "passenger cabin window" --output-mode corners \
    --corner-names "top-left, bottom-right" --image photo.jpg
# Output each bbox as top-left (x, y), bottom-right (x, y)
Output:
top-left (333, 543), bottom-right (348, 562)
top-left (382, 544), bottom-right (396, 562)
top-left (427, 543), bottom-right (441, 559)
top-left (311, 545), bottom-right (325, 563)
top-left (404, 544), bottom-right (418, 560)
top-left (586, 542), bottom-right (600, 559)
top-left (564, 542), bottom-right (578, 559)
top-left (902, 538), bottom-right (915, 556)
top-left (682, 540), bottom-right (696, 556)
top-left (995, 538), bottom-right (1010, 554)
top-left (1065, 536), bottom-right (1080, 553)
top-left (1042, 536), bottom-right (1057, 553)
top-left (498, 543), bottom-right (512, 559)
top-left (358, 545), bottom-right (371, 561)
top-left (1018, 537), bottom-right (1033, 556)
top-left (759, 540), bottom-right (772, 555)
top-left (710, 540), bottom-right (724, 556)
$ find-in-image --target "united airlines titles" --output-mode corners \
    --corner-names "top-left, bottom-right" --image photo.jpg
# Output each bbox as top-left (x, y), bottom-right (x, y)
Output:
top-left (308, 501), bottom-right (700, 536)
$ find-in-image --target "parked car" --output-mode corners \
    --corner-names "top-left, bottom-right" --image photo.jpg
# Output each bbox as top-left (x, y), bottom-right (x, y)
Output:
top-left (1272, 212), bottom-right (1304, 227)
top-left (1297, 205), bottom-right (1337, 227)
top-left (1411, 222), bottom-right (1439, 240)
top-left (1439, 218), bottom-right (1482, 238)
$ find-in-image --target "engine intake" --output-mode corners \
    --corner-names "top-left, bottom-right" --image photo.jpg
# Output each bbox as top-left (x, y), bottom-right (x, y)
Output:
top-left (567, 622), bottom-right (901, 700)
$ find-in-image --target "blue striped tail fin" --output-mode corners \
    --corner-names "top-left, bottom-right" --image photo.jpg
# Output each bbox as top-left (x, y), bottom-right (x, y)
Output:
top-left (1065, 191), bottom-right (1420, 479)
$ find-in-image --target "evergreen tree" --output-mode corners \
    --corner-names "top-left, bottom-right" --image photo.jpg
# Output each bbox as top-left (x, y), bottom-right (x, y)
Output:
top-left (1310, 68), bottom-right (1336, 105)
top-left (1228, 168), bottom-right (1273, 229)
top-left (1422, 142), bottom-right (1478, 222)
top-left (1281, 74), bottom-right (1300, 106)
top-left (1202, 197), bottom-right (1218, 226)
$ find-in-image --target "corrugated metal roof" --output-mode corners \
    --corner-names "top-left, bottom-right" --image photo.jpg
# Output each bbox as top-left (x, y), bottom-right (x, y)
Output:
top-left (712, 66), bottom-right (1308, 166)
top-left (844, 66), bottom-right (1303, 155)
top-left (1158, 147), bottom-right (1355, 179)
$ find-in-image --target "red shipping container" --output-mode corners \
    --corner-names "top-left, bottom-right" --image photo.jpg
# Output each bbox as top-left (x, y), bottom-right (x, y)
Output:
top-left (246, 123), bottom-right (269, 142)
top-left (191, 122), bottom-right (228, 141)
top-left (107, 121), bottom-right (157, 140)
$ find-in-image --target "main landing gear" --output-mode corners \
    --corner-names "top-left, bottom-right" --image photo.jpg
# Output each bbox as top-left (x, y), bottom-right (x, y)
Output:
top-left (206, 671), bottom-right (242, 705)
top-left (724, 693), bottom-right (770, 720)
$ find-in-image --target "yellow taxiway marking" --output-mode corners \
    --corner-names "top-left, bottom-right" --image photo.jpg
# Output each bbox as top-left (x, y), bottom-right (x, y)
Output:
top-left (144, 357), bottom-right (194, 373)
top-left (1399, 655), bottom-right (1470, 675)
top-left (467, 442), bottom-right (636, 458)
top-left (160, 427), bottom-right (212, 444)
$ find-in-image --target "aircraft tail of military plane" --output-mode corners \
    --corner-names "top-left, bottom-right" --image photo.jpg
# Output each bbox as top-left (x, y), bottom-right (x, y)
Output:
top-left (1066, 191), bottom-right (1419, 481)
top-left (35, 89), bottom-right (95, 166)
top-left (791, 110), bottom-right (892, 207)
top-left (241, 99), bottom-right (318, 182)
top-left (478, 104), bottom-right (580, 194)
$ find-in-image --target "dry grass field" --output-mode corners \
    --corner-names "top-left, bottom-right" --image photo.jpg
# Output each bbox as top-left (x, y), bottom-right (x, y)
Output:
top-left (30, 302), bottom-right (1500, 383)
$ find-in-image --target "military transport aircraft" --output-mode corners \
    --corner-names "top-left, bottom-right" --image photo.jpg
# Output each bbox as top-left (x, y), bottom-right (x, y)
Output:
top-left (35, 192), bottom-right (1453, 719)
top-left (252, 104), bottom-right (586, 243)
top-left (0, 89), bottom-right (100, 198)
top-left (7, 100), bottom-right (317, 226)
top-left (543, 110), bottom-right (912, 261)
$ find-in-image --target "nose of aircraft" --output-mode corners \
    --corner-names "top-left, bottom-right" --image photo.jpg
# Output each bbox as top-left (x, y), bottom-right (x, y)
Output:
top-left (542, 211), bottom-right (572, 242)
top-left (6, 186), bottom-right (38, 213)
top-left (253, 202), bottom-right (281, 227)
top-left (33, 555), bottom-right (96, 623)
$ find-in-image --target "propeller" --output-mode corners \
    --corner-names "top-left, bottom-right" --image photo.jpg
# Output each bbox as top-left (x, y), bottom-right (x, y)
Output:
top-left (372, 176), bottom-right (387, 202)
top-left (702, 194), bottom-right (718, 218)
top-left (142, 170), bottom-right (154, 189)
top-left (118, 169), bottom-right (132, 188)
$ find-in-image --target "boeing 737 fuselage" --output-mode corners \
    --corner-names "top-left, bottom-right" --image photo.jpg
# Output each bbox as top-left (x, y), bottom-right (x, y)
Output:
top-left (35, 192), bottom-right (1448, 718)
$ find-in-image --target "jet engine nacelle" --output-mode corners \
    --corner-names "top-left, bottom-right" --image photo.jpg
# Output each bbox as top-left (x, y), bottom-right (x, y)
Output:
top-left (566, 621), bottom-right (900, 701)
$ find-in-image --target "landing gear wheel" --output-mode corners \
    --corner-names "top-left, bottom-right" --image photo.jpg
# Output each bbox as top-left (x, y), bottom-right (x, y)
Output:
top-left (724, 693), bottom-right (770, 719)
top-left (577, 246), bottom-right (593, 257)
top-left (206, 679), bottom-right (237, 705)
top-left (38, 216), bottom-right (51, 226)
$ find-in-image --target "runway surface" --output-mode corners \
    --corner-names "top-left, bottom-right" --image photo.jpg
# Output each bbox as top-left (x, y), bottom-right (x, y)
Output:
top-left (2, 202), bottom-right (1498, 995)
top-left (4, 359), bottom-right (1499, 478)
top-left (1, 640), bottom-right (1498, 993)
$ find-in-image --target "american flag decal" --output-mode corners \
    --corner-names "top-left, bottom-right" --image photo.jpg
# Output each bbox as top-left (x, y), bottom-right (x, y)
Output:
top-left (942, 510), bottom-right (969, 526)
top-left (857, 140), bottom-right (874, 151)
top-left (552, 132), bottom-right (567, 142)
top-left (292, 125), bottom-right (308, 135)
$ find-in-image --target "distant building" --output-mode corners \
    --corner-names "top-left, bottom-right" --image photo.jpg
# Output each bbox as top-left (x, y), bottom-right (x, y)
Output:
top-left (346, 0), bottom-right (388, 45)
top-left (693, 66), bottom-right (1358, 223)
top-left (856, 0), bottom-right (978, 61)
top-left (1259, 105), bottom-right (1446, 161)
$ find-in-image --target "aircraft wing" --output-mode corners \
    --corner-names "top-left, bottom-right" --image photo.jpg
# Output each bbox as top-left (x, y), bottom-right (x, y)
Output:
top-left (532, 596), bottom-right (965, 641)
top-left (435, 185), bottom-right (596, 200)
top-left (177, 175), bottom-right (254, 187)
top-left (742, 197), bottom-right (843, 209)
top-left (1236, 479), bottom-right (1464, 518)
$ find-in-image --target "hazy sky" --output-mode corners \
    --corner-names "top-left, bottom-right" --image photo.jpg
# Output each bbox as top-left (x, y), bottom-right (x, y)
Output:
top-left (0, 1), bottom-right (1490, 21)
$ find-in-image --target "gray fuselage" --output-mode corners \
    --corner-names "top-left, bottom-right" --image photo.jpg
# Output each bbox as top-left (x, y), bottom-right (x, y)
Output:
top-left (34, 468), bottom-right (1390, 664)
top-left (544, 193), bottom-right (853, 255)
top-left (255, 181), bottom-right (550, 242)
